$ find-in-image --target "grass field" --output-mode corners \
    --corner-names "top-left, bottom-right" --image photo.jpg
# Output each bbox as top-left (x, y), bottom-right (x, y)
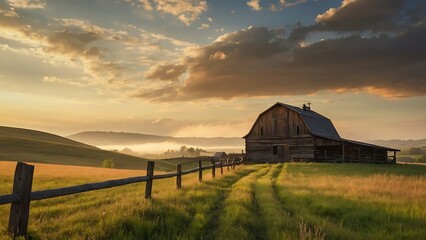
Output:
top-left (0, 162), bottom-right (425, 239)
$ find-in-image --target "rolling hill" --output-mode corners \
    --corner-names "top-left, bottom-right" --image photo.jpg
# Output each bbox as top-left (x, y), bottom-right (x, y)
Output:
top-left (67, 131), bottom-right (244, 147)
top-left (0, 126), bottom-right (174, 171)
top-left (368, 139), bottom-right (426, 150)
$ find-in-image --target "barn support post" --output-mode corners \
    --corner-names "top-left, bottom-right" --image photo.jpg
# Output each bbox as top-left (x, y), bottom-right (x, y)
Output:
top-left (324, 149), bottom-right (327, 162)
top-left (342, 142), bottom-right (345, 163)
top-left (232, 160), bottom-right (235, 170)
top-left (198, 160), bottom-right (202, 182)
top-left (211, 159), bottom-right (215, 178)
top-left (226, 158), bottom-right (229, 170)
top-left (220, 160), bottom-right (223, 175)
top-left (393, 151), bottom-right (396, 163)
top-left (145, 161), bottom-right (155, 199)
top-left (8, 162), bottom-right (34, 238)
top-left (176, 164), bottom-right (182, 190)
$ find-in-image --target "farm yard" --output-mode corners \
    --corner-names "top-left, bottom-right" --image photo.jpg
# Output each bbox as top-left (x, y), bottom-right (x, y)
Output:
top-left (0, 161), bottom-right (425, 239)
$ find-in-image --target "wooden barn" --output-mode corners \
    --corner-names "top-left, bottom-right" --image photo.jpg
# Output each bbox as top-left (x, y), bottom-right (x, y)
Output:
top-left (243, 102), bottom-right (399, 163)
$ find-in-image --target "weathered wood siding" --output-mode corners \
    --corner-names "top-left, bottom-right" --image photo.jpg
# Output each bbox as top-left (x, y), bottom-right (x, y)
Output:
top-left (246, 137), bottom-right (315, 162)
top-left (246, 105), bottom-right (310, 138)
top-left (245, 105), bottom-right (314, 162)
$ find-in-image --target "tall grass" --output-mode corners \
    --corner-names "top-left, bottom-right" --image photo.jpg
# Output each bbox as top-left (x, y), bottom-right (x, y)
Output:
top-left (0, 162), bottom-right (253, 239)
top-left (215, 165), bottom-right (269, 240)
top-left (1, 162), bottom-right (424, 239)
top-left (274, 163), bottom-right (426, 240)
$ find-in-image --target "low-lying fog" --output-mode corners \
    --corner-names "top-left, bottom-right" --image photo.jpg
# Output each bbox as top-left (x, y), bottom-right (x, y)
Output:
top-left (98, 141), bottom-right (244, 156)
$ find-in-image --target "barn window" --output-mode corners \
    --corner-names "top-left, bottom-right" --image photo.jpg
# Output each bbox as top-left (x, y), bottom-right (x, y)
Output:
top-left (273, 146), bottom-right (278, 155)
top-left (260, 127), bottom-right (264, 136)
top-left (296, 125), bottom-right (300, 135)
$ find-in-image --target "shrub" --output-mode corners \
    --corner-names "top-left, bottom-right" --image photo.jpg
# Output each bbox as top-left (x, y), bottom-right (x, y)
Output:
top-left (102, 159), bottom-right (114, 168)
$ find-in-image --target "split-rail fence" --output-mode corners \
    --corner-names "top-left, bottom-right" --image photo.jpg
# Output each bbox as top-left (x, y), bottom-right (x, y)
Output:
top-left (0, 158), bottom-right (242, 237)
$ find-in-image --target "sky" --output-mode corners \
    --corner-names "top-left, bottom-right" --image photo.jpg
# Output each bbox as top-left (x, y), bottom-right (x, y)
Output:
top-left (0, 0), bottom-right (425, 141)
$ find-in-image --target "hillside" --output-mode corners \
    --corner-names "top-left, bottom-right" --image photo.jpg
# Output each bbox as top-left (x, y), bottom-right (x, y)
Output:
top-left (67, 131), bottom-right (244, 147)
top-left (368, 139), bottom-right (426, 150)
top-left (0, 126), bottom-right (173, 171)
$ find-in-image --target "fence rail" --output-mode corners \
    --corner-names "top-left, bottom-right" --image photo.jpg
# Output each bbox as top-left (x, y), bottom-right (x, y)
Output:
top-left (0, 158), bottom-right (242, 237)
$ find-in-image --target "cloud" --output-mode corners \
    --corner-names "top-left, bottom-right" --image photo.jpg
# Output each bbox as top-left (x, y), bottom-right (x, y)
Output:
top-left (197, 23), bottom-right (209, 30)
top-left (127, 0), bottom-right (207, 25)
top-left (42, 76), bottom-right (89, 87)
top-left (132, 24), bottom-right (426, 101)
top-left (280, 0), bottom-right (306, 8)
top-left (316, 0), bottom-right (405, 31)
top-left (44, 30), bottom-right (101, 58)
top-left (247, 0), bottom-right (262, 11)
top-left (145, 63), bottom-right (187, 81)
top-left (0, 2), bottom-right (194, 96)
top-left (7, 0), bottom-right (45, 9)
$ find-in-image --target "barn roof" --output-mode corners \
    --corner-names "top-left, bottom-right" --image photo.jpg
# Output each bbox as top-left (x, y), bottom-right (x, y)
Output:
top-left (243, 102), bottom-right (341, 140)
top-left (278, 103), bottom-right (341, 140)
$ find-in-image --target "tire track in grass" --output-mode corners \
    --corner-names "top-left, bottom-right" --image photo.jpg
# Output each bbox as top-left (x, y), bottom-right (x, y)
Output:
top-left (179, 166), bottom-right (261, 239)
top-left (254, 163), bottom-right (297, 240)
top-left (214, 165), bottom-right (271, 240)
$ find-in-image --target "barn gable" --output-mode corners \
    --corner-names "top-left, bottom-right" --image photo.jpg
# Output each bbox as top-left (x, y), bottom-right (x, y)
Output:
top-left (244, 102), bottom-right (340, 140)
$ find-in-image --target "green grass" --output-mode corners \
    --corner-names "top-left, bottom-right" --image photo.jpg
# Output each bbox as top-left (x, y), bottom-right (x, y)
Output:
top-left (0, 163), bottom-right (253, 239)
top-left (0, 126), bottom-right (176, 171)
top-left (0, 162), bottom-right (425, 239)
top-left (274, 163), bottom-right (426, 240)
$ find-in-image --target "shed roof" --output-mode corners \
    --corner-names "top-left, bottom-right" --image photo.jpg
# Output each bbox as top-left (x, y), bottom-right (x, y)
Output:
top-left (213, 152), bottom-right (228, 158)
top-left (342, 139), bottom-right (400, 151)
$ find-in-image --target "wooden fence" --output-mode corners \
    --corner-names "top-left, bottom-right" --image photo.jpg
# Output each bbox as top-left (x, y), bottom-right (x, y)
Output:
top-left (0, 158), bottom-right (242, 237)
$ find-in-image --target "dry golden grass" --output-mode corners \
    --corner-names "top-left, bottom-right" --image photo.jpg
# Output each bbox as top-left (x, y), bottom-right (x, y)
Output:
top-left (275, 163), bottom-right (426, 239)
top-left (0, 160), bottom-right (154, 179)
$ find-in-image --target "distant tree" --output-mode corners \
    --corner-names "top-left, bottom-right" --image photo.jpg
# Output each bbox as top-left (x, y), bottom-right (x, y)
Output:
top-left (408, 147), bottom-right (423, 155)
top-left (102, 159), bottom-right (114, 168)
top-left (180, 146), bottom-right (188, 154)
top-left (418, 155), bottom-right (426, 163)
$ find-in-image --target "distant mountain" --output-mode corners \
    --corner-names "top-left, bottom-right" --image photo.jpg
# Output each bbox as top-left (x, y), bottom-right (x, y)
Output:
top-left (367, 139), bottom-right (426, 150)
top-left (67, 131), bottom-right (245, 147)
top-left (0, 126), bottom-right (174, 171)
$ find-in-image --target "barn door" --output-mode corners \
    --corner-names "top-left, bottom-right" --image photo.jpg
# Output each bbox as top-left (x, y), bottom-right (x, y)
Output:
top-left (278, 145), bottom-right (289, 162)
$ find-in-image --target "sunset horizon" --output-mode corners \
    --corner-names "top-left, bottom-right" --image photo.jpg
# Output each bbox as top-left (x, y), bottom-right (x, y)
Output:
top-left (1, 0), bottom-right (425, 141)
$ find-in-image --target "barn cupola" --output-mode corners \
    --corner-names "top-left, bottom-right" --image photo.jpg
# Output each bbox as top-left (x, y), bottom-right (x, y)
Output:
top-left (302, 102), bottom-right (311, 111)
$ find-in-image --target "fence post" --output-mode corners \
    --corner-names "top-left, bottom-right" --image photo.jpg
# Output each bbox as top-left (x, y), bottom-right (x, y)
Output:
top-left (198, 160), bottom-right (202, 182)
top-left (220, 160), bottom-right (223, 175)
top-left (211, 159), bottom-right (215, 178)
top-left (176, 164), bottom-right (182, 189)
top-left (8, 162), bottom-right (34, 237)
top-left (145, 161), bottom-right (155, 199)
top-left (232, 160), bottom-right (235, 170)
